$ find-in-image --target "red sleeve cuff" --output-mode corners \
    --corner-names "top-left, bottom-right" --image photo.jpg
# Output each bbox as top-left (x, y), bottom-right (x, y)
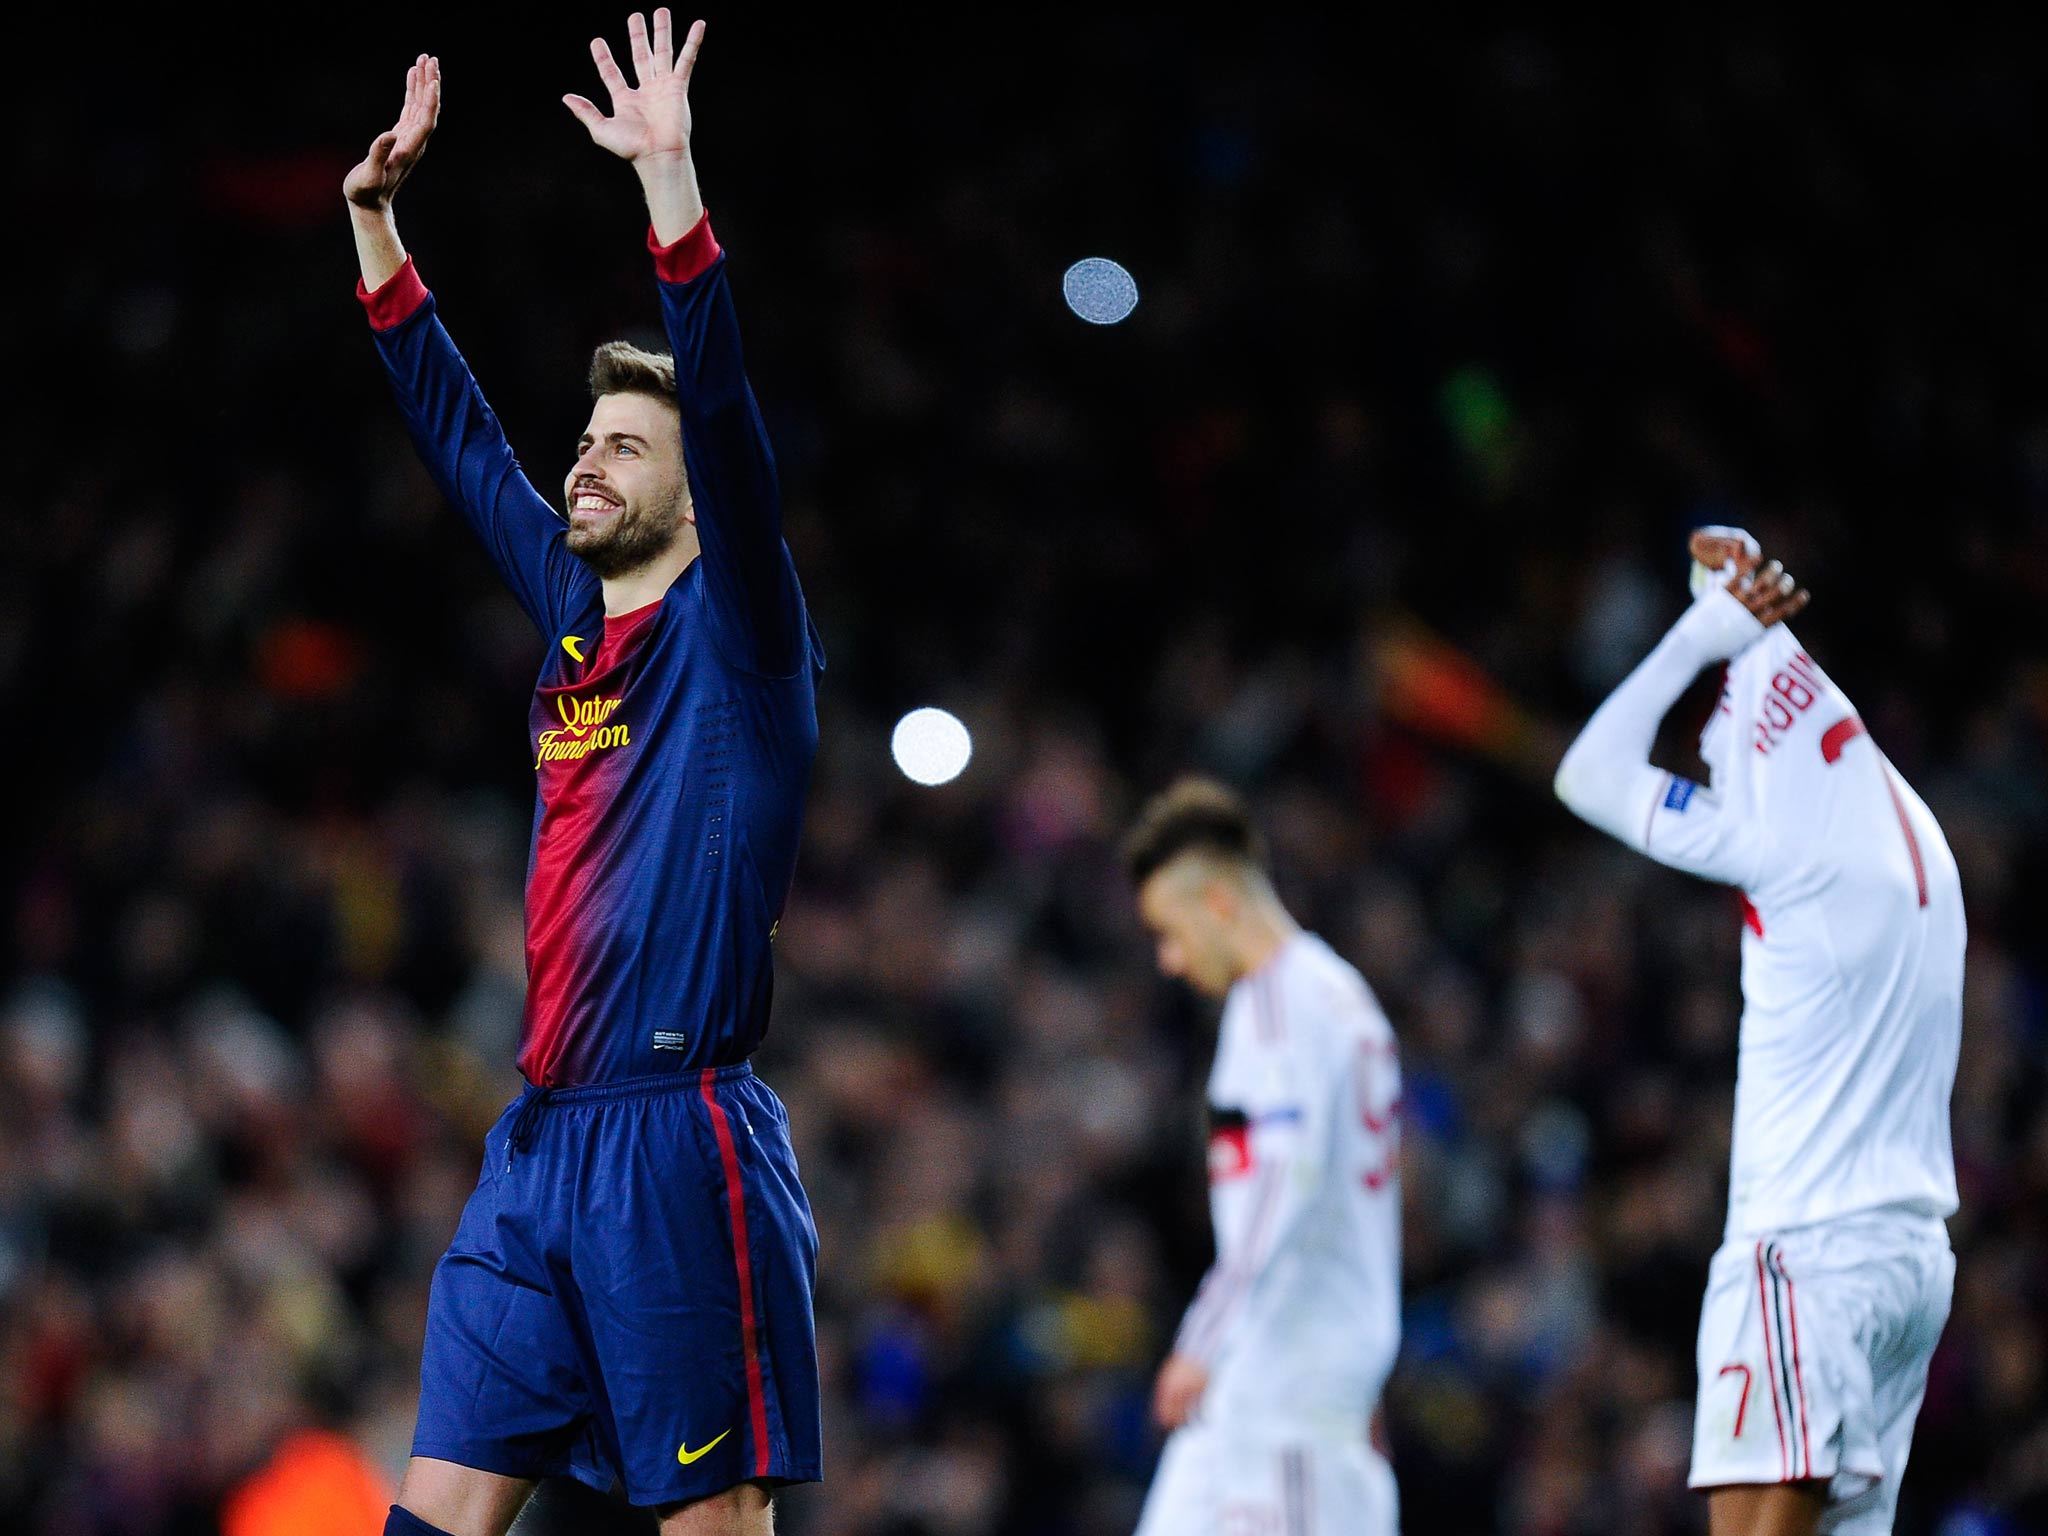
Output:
top-left (357, 258), bottom-right (430, 331)
top-left (647, 210), bottom-right (721, 284)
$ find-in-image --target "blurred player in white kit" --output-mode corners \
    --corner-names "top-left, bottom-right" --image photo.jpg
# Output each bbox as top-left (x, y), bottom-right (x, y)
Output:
top-left (1124, 780), bottom-right (1403, 1536)
top-left (1555, 529), bottom-right (1964, 1536)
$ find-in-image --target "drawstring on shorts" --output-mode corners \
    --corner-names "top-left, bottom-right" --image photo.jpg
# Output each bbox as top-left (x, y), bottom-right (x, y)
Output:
top-left (505, 1085), bottom-right (553, 1171)
top-left (498, 1064), bottom-right (756, 1172)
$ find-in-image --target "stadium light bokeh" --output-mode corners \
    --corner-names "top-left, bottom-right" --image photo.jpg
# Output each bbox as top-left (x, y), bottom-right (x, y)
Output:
top-left (890, 706), bottom-right (973, 786)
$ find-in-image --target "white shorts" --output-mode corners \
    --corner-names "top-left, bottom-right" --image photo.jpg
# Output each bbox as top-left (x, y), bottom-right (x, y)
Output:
top-left (1133, 1418), bottom-right (1397, 1536)
top-left (1689, 1210), bottom-right (1954, 1534)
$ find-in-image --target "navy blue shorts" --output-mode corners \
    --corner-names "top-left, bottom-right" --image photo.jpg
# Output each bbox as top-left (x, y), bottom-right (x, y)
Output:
top-left (413, 1064), bottom-right (821, 1506)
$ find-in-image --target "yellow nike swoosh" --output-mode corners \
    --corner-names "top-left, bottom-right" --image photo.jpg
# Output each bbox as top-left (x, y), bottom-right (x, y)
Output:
top-left (562, 635), bottom-right (586, 663)
top-left (677, 1428), bottom-right (731, 1465)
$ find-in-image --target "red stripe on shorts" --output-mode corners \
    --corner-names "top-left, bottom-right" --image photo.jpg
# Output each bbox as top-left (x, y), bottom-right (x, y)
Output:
top-left (1754, 1241), bottom-right (1789, 1480)
top-left (1776, 1249), bottom-right (1813, 1480)
top-left (701, 1069), bottom-right (771, 1478)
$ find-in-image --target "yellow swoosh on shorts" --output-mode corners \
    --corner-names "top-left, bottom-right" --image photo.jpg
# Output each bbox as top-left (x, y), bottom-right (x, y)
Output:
top-left (677, 1428), bottom-right (731, 1466)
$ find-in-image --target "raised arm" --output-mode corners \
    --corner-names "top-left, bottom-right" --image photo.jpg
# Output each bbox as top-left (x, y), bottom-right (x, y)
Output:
top-left (567, 13), bottom-right (808, 675)
top-left (343, 55), bottom-right (440, 291)
top-left (1553, 536), bottom-right (1807, 885)
top-left (343, 57), bottom-right (591, 638)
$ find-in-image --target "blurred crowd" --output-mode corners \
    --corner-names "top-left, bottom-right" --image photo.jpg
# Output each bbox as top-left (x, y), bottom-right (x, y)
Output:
top-left (5, 15), bottom-right (2045, 1535)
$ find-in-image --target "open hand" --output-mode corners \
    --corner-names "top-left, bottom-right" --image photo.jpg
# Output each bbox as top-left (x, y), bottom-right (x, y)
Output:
top-left (344, 54), bottom-right (441, 210)
top-left (1728, 555), bottom-right (1810, 627)
top-left (565, 10), bottom-right (704, 163)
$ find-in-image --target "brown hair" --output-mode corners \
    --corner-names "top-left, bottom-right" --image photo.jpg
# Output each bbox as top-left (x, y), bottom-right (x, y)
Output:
top-left (588, 341), bottom-right (679, 404)
top-left (1123, 777), bottom-right (1267, 886)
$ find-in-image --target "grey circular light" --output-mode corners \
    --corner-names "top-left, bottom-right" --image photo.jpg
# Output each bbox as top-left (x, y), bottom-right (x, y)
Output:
top-left (1062, 257), bottom-right (1139, 325)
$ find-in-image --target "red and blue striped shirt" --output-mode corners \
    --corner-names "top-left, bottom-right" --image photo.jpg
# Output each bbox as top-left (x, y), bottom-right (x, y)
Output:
top-left (360, 215), bottom-right (822, 1085)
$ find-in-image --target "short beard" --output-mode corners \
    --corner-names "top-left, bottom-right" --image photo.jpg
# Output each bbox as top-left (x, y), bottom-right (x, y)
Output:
top-left (566, 486), bottom-right (686, 579)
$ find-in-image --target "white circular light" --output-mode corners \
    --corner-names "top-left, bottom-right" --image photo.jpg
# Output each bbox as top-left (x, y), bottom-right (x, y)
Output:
top-left (891, 707), bottom-right (973, 786)
top-left (1062, 257), bottom-right (1139, 325)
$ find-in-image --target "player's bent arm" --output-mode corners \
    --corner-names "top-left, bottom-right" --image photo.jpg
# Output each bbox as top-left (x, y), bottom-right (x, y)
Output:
top-left (650, 218), bottom-right (807, 675)
top-left (1554, 588), bottom-right (1763, 858)
top-left (1172, 1052), bottom-right (1341, 1363)
top-left (359, 273), bottom-right (586, 637)
top-left (1171, 1144), bottom-right (1327, 1364)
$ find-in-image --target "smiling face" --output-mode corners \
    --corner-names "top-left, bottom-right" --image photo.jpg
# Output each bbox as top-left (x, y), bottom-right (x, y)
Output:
top-left (562, 391), bottom-right (693, 579)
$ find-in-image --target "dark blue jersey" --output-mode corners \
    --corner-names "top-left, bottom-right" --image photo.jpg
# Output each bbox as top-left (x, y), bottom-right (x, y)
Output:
top-left (361, 214), bottom-right (821, 1084)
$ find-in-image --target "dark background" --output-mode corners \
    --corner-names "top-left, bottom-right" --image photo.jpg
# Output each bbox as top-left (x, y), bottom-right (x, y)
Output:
top-left (3, 10), bottom-right (2043, 1533)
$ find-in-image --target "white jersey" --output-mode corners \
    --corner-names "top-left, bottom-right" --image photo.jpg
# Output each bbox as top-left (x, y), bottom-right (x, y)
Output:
top-left (1555, 587), bottom-right (1964, 1237)
top-left (1173, 932), bottom-right (1402, 1435)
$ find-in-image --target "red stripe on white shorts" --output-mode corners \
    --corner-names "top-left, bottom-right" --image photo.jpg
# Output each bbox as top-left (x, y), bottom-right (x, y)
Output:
top-left (1754, 1241), bottom-right (1789, 1480)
